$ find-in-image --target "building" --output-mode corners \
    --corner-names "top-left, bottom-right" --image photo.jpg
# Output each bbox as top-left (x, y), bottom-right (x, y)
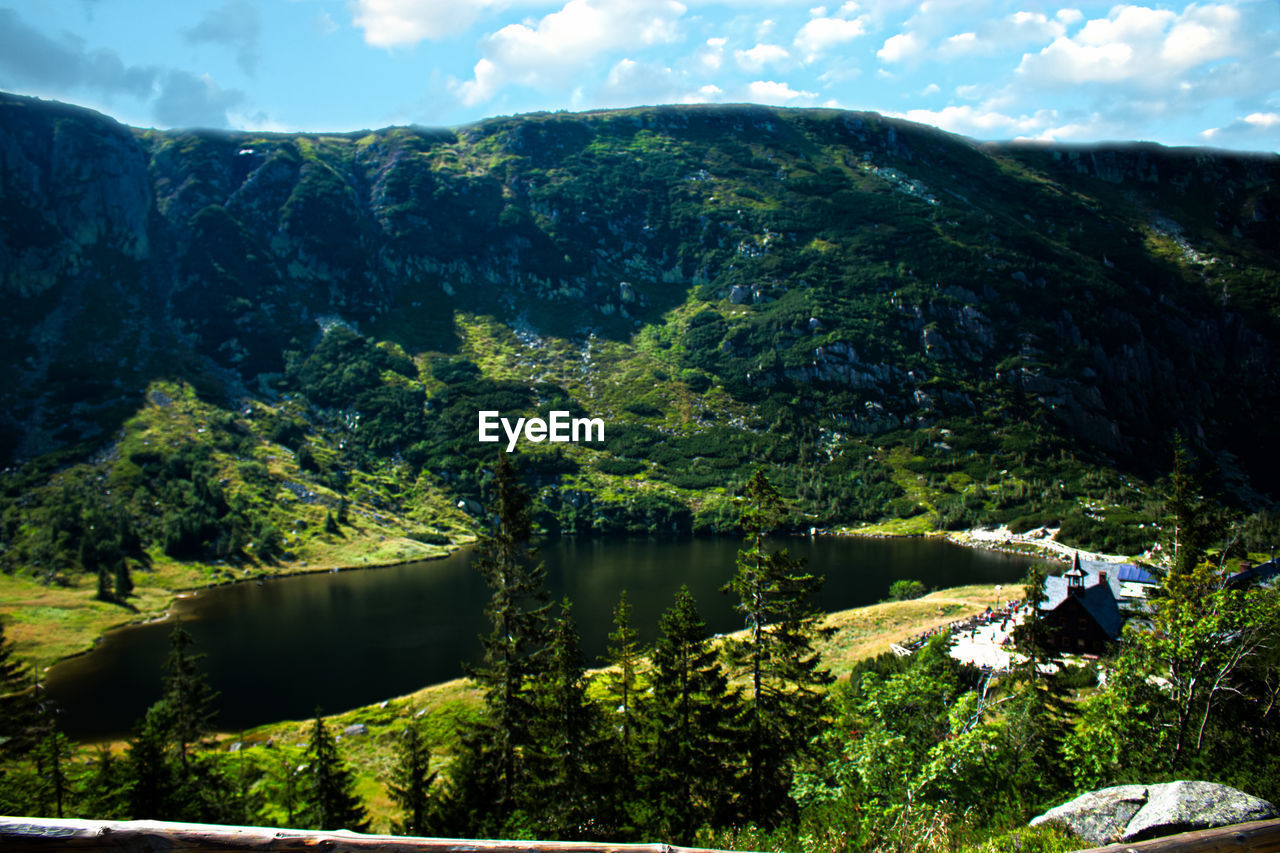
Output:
top-left (1037, 554), bottom-right (1125, 655)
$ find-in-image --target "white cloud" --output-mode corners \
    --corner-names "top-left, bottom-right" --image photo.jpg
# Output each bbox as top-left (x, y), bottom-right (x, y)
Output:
top-left (688, 84), bottom-right (724, 102)
top-left (794, 14), bottom-right (867, 62)
top-left (698, 37), bottom-right (727, 71)
top-left (921, 82), bottom-right (939, 95)
top-left (1018, 4), bottom-right (1242, 86)
top-left (940, 30), bottom-right (978, 55)
top-left (735, 42), bottom-right (790, 71)
top-left (893, 104), bottom-right (1052, 135)
top-left (1201, 112), bottom-right (1280, 145)
top-left (353, 0), bottom-right (502, 46)
top-left (938, 11), bottom-right (1065, 58)
top-left (746, 79), bottom-right (818, 104)
top-left (453, 0), bottom-right (687, 105)
top-left (1056, 8), bottom-right (1083, 27)
top-left (877, 31), bottom-right (921, 62)
top-left (598, 57), bottom-right (721, 105)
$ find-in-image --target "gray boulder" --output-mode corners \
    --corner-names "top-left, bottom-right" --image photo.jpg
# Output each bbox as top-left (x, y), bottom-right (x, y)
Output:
top-left (1030, 784), bottom-right (1148, 846)
top-left (1125, 781), bottom-right (1279, 842)
top-left (1032, 781), bottom-right (1278, 846)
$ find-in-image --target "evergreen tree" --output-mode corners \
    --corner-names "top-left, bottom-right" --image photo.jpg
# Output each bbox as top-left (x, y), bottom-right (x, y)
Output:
top-left (123, 625), bottom-right (228, 822)
top-left (389, 722), bottom-right (437, 836)
top-left (113, 559), bottom-right (134, 601)
top-left (126, 705), bottom-right (177, 818)
top-left (0, 619), bottom-right (36, 758)
top-left (33, 720), bottom-right (72, 818)
top-left (265, 749), bottom-right (303, 828)
top-left (1161, 436), bottom-right (1222, 575)
top-left (1005, 563), bottom-right (1075, 801)
top-left (301, 713), bottom-right (368, 831)
top-left (96, 565), bottom-right (112, 603)
top-left (445, 454), bottom-right (550, 833)
top-left (530, 599), bottom-right (612, 839)
top-left (722, 470), bottom-right (833, 827)
top-left (226, 745), bottom-right (266, 826)
top-left (81, 745), bottom-right (131, 820)
top-left (638, 587), bottom-right (743, 842)
top-left (156, 625), bottom-right (219, 773)
top-left (602, 590), bottom-right (643, 770)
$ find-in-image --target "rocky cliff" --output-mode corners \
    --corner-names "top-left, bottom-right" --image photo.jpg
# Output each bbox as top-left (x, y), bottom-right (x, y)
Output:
top-left (2, 92), bottom-right (1278, 554)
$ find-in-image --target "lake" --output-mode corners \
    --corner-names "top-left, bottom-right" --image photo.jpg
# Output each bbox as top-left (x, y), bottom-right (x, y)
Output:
top-left (45, 535), bottom-right (1042, 739)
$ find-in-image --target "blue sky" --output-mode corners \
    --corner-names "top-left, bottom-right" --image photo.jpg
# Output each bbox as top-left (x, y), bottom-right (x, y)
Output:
top-left (1, 0), bottom-right (1277, 151)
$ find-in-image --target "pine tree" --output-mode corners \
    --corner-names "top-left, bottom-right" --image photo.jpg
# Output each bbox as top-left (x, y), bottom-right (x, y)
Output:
top-left (603, 590), bottom-right (643, 766)
top-left (33, 720), bottom-right (71, 818)
top-left (123, 625), bottom-right (227, 822)
top-left (113, 559), bottom-right (133, 601)
top-left (638, 587), bottom-right (744, 842)
top-left (389, 722), bottom-right (437, 836)
top-left (1161, 435), bottom-right (1223, 575)
top-left (0, 619), bottom-right (36, 759)
top-left (530, 599), bottom-right (612, 839)
top-left (722, 470), bottom-right (833, 827)
top-left (157, 625), bottom-right (219, 773)
top-left (227, 744), bottom-right (266, 826)
top-left (448, 454), bottom-right (550, 831)
top-left (81, 745), bottom-right (130, 820)
top-left (301, 713), bottom-right (368, 831)
top-left (127, 705), bottom-right (177, 818)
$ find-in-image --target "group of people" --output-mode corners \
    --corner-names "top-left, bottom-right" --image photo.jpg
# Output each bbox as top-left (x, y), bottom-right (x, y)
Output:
top-left (901, 599), bottom-right (1028, 655)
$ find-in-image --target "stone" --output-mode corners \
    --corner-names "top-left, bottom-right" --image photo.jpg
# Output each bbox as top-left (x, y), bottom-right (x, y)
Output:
top-left (1030, 784), bottom-right (1148, 846)
top-left (343, 723), bottom-right (369, 737)
top-left (1031, 782), bottom-right (1279, 847)
top-left (728, 285), bottom-right (752, 304)
top-left (1123, 781), bottom-right (1279, 842)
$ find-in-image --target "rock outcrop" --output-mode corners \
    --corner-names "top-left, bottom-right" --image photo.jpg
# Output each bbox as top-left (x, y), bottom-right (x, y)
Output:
top-left (1031, 781), bottom-right (1279, 846)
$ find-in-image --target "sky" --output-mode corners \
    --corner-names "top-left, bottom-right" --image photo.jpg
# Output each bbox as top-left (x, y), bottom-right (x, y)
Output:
top-left (1, 0), bottom-right (1277, 151)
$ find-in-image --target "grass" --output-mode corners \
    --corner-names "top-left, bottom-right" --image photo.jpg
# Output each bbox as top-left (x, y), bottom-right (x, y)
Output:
top-left (0, 560), bottom-right (204, 673)
top-left (815, 584), bottom-right (1000, 678)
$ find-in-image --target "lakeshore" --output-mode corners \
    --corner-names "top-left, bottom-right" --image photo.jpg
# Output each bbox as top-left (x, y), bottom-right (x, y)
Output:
top-left (2, 521), bottom-right (1135, 679)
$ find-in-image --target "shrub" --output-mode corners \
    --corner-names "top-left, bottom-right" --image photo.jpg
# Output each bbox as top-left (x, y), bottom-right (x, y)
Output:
top-left (889, 579), bottom-right (927, 601)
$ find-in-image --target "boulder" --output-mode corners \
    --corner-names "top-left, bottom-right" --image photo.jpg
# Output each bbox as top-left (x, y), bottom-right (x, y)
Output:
top-left (1031, 781), bottom-right (1278, 846)
top-left (1030, 784), bottom-right (1148, 846)
top-left (1125, 781), bottom-right (1279, 842)
top-left (343, 723), bottom-right (369, 737)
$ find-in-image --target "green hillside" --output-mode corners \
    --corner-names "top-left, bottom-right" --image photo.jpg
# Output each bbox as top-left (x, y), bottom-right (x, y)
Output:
top-left (2, 93), bottom-right (1279, 664)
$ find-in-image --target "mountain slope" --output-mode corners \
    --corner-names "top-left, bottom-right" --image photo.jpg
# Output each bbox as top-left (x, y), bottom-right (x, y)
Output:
top-left (2, 92), bottom-right (1278, 604)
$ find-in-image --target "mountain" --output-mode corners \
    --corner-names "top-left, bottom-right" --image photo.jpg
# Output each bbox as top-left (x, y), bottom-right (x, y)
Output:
top-left (2, 90), bottom-right (1278, 589)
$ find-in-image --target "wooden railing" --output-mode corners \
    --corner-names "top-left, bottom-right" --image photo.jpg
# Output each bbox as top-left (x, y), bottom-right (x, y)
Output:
top-left (1069, 819), bottom-right (1280, 853)
top-left (3, 817), bottom-right (1280, 853)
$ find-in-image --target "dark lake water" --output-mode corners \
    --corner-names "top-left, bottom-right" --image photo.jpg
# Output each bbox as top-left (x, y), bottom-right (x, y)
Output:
top-left (46, 536), bottom-right (1041, 740)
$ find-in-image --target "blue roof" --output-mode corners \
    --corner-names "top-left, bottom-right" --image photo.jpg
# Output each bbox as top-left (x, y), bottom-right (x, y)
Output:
top-left (1117, 563), bottom-right (1157, 584)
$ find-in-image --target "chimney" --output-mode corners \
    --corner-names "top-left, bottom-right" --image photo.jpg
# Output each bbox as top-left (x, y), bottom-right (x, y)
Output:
top-left (1098, 571), bottom-right (1108, 589)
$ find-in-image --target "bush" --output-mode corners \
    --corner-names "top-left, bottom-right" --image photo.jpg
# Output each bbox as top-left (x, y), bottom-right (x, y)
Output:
top-left (596, 457), bottom-right (645, 476)
top-left (889, 579), bottom-right (927, 601)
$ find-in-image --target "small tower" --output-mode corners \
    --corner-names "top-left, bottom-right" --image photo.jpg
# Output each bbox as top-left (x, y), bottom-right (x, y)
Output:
top-left (1065, 552), bottom-right (1085, 595)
